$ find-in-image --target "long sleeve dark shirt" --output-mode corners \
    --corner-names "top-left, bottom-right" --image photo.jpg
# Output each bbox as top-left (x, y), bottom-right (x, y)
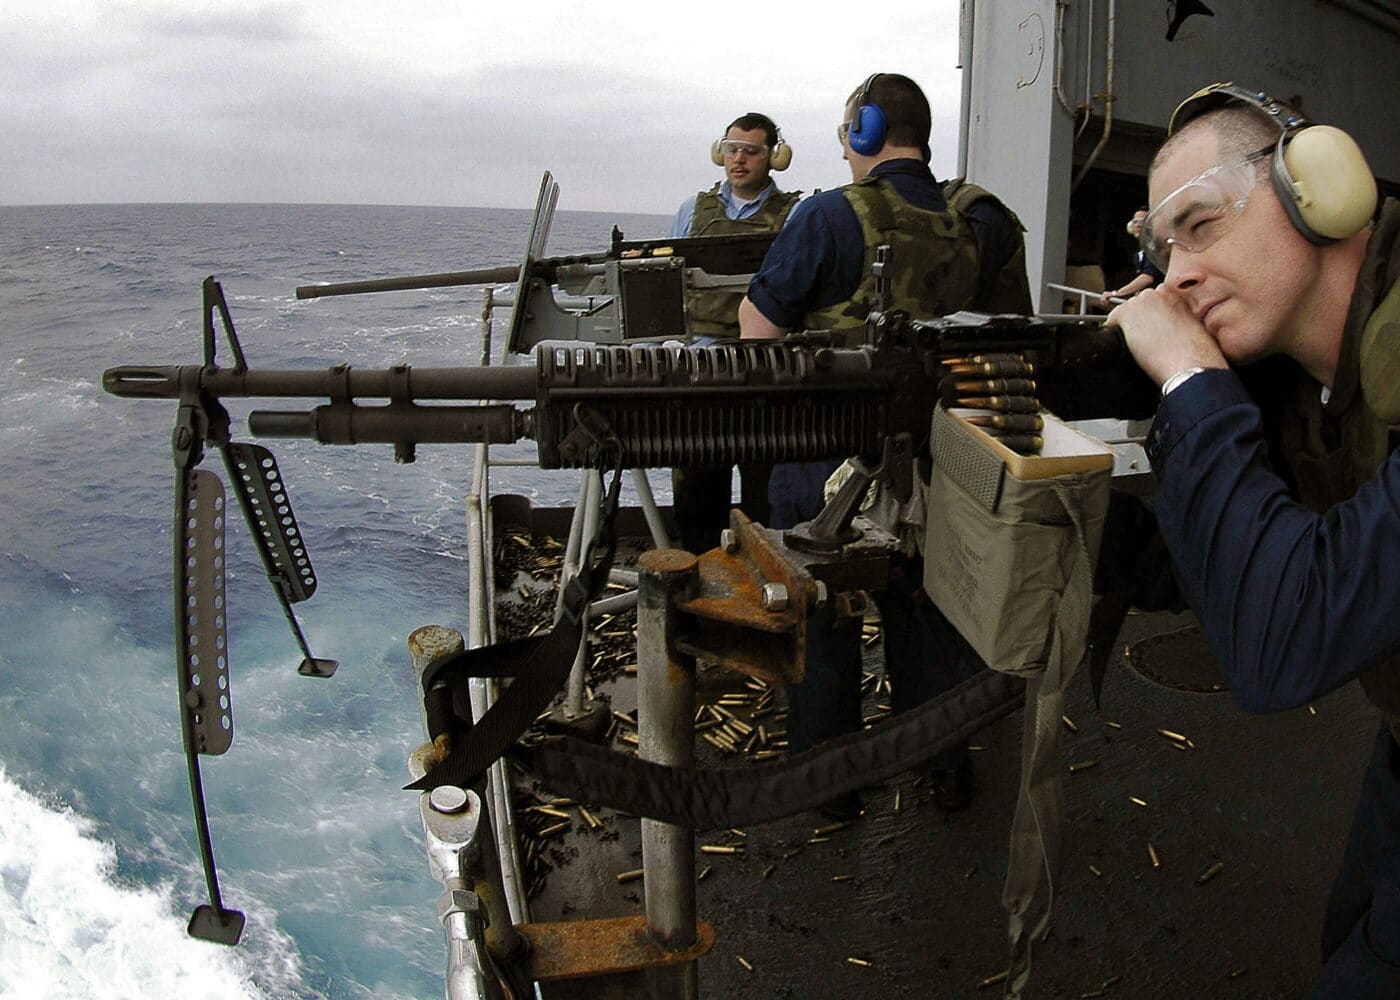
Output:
top-left (1146, 367), bottom-right (1400, 712)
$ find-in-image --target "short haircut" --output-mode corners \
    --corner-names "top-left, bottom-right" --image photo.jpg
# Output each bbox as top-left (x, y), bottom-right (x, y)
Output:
top-left (727, 112), bottom-right (779, 149)
top-left (846, 73), bottom-right (931, 151)
top-left (1151, 104), bottom-right (1279, 180)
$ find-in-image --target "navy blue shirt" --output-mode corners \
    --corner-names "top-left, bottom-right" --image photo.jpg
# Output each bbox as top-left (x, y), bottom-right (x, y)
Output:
top-left (1146, 368), bottom-right (1400, 712)
top-left (746, 159), bottom-right (1019, 328)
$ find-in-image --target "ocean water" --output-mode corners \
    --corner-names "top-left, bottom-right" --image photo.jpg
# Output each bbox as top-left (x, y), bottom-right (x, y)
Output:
top-left (0, 203), bottom-right (669, 999)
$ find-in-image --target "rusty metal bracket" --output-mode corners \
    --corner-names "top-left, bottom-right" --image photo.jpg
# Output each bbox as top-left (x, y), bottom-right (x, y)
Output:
top-left (515, 916), bottom-right (715, 981)
top-left (670, 510), bottom-right (894, 684)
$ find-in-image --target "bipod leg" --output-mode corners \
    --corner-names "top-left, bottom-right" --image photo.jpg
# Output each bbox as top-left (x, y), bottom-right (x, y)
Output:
top-left (637, 549), bottom-right (700, 1000)
top-left (173, 462), bottom-right (245, 944)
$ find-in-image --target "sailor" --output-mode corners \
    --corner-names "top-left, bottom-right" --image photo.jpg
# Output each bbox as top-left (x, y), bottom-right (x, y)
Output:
top-left (739, 73), bottom-right (1031, 817)
top-left (1109, 83), bottom-right (1400, 994)
top-left (666, 112), bottom-right (801, 554)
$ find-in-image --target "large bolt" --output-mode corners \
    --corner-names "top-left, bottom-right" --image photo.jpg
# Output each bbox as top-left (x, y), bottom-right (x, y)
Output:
top-left (429, 785), bottom-right (471, 815)
top-left (761, 583), bottom-right (790, 612)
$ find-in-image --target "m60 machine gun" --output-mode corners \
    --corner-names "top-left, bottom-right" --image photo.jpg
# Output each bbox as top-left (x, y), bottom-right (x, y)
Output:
top-left (102, 176), bottom-right (1158, 998)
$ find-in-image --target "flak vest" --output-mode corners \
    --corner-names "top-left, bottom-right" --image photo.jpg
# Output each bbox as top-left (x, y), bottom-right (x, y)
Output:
top-left (1262, 198), bottom-right (1400, 734)
top-left (685, 183), bottom-right (801, 337)
top-left (801, 175), bottom-right (982, 345)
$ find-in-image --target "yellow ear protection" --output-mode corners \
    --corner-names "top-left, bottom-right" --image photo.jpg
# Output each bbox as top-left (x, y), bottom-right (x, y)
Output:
top-left (1169, 82), bottom-right (1377, 244)
top-left (845, 73), bottom-right (887, 156)
top-left (710, 116), bottom-right (793, 171)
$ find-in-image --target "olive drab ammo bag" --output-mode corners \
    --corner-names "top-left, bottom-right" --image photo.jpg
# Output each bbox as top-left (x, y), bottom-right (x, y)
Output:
top-left (922, 404), bottom-right (1113, 999)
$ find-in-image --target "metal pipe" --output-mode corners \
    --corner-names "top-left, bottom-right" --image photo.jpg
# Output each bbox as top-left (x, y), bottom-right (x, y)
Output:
top-left (957, 0), bottom-right (975, 178)
top-left (1072, 0), bottom-right (1116, 192)
top-left (630, 468), bottom-right (673, 550)
top-left (637, 550), bottom-right (699, 1000)
top-left (1053, 1), bottom-right (1079, 120)
top-left (563, 472), bottom-right (602, 716)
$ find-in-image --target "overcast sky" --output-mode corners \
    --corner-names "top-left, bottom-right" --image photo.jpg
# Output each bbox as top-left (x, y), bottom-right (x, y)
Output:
top-left (1, 1), bottom-right (967, 215)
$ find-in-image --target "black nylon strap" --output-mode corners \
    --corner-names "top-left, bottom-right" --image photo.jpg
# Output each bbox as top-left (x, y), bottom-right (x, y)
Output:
top-left (405, 467), bottom-right (624, 792)
top-left (519, 668), bottom-right (1024, 829)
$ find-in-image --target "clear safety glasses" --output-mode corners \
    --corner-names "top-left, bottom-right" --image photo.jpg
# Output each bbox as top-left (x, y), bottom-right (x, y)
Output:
top-left (1141, 146), bottom-right (1271, 272)
top-left (718, 139), bottom-right (768, 159)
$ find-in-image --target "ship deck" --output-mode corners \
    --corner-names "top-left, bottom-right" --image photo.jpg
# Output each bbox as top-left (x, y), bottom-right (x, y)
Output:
top-left (494, 506), bottom-right (1372, 1000)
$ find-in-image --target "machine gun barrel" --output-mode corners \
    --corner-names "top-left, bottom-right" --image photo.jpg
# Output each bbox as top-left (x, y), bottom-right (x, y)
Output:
top-left (294, 265), bottom-right (522, 300)
top-left (103, 316), bottom-right (1155, 470)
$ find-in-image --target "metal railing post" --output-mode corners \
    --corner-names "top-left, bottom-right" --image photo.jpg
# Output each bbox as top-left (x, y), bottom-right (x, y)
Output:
top-left (636, 549), bottom-right (699, 1000)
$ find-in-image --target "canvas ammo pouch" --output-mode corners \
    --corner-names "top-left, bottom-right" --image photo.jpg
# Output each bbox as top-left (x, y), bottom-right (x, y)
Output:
top-left (922, 404), bottom-right (1112, 998)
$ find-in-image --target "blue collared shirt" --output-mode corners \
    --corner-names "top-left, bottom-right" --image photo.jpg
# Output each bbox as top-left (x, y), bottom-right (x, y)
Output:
top-left (666, 179), bottom-right (782, 238)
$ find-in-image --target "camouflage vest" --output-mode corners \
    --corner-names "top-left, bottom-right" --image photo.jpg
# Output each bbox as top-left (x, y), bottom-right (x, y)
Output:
top-left (686, 183), bottom-right (801, 337)
top-left (943, 178), bottom-right (1034, 314)
top-left (1265, 198), bottom-right (1400, 728)
top-left (802, 175), bottom-right (982, 344)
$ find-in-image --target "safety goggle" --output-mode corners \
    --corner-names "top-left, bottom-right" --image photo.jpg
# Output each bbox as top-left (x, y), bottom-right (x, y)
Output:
top-left (1140, 146), bottom-right (1271, 271)
top-left (717, 139), bottom-right (768, 158)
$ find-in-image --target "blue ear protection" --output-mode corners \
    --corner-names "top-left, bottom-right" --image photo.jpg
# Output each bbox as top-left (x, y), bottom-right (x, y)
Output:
top-left (846, 73), bottom-right (887, 156)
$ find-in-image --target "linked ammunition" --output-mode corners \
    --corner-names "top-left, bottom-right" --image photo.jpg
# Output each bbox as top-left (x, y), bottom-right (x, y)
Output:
top-left (940, 352), bottom-right (1026, 367)
top-left (944, 358), bottom-right (1035, 377)
top-left (952, 377), bottom-right (1037, 395)
top-left (964, 412), bottom-right (1044, 432)
top-left (955, 394), bottom-right (1040, 413)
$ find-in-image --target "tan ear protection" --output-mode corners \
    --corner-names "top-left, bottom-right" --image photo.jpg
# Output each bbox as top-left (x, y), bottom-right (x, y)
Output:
top-left (711, 125), bottom-right (792, 171)
top-left (1169, 82), bottom-right (1377, 244)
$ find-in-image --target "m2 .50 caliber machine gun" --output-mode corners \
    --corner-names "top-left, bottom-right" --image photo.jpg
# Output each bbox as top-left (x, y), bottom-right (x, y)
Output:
top-left (103, 267), bottom-right (1155, 934)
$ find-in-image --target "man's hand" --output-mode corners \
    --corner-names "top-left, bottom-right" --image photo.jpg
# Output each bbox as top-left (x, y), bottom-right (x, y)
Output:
top-left (1106, 286), bottom-right (1228, 387)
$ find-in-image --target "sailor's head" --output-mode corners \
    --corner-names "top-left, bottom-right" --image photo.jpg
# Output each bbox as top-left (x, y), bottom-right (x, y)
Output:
top-left (713, 112), bottom-right (787, 199)
top-left (838, 73), bottom-right (931, 180)
top-left (1142, 84), bottom-right (1375, 367)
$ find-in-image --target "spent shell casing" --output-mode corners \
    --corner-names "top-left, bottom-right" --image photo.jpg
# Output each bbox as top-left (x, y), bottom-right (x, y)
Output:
top-left (1130, 796), bottom-right (1148, 808)
top-left (737, 956), bottom-right (754, 972)
top-left (1088, 864), bottom-right (1103, 877)
top-left (615, 868), bottom-right (644, 883)
top-left (846, 957), bottom-right (872, 967)
top-left (964, 412), bottom-right (1044, 433)
top-left (1196, 861), bottom-right (1226, 885)
top-left (1062, 714), bottom-right (1079, 733)
top-left (957, 394), bottom-right (1041, 413)
top-left (700, 844), bottom-right (743, 854)
top-left (1067, 760), bottom-right (1099, 774)
top-left (1148, 843), bottom-right (1162, 869)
